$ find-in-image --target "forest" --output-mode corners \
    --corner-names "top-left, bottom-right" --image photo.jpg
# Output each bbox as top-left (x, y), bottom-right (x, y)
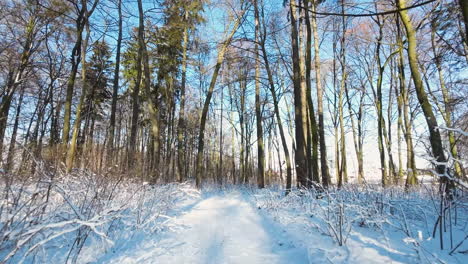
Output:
top-left (0, 0), bottom-right (467, 263)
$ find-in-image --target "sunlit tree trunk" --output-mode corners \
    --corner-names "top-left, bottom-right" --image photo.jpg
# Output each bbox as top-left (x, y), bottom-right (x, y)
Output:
top-left (338, 0), bottom-right (347, 186)
top-left (303, 0), bottom-right (320, 185)
top-left (260, 2), bottom-right (292, 193)
top-left (254, 0), bottom-right (265, 188)
top-left (396, 19), bottom-right (417, 186)
top-left (344, 82), bottom-right (364, 184)
top-left (375, 15), bottom-right (388, 186)
top-left (459, 0), bottom-right (468, 45)
top-left (66, 16), bottom-right (91, 172)
top-left (195, 13), bottom-right (244, 188)
top-left (177, 14), bottom-right (189, 182)
top-left (430, 21), bottom-right (464, 180)
top-left (0, 15), bottom-right (37, 159)
top-left (311, 0), bottom-right (330, 187)
top-left (138, 0), bottom-right (160, 182)
top-left (108, 0), bottom-right (123, 158)
top-left (290, 0), bottom-right (309, 188)
top-left (397, 0), bottom-right (451, 191)
top-left (6, 89), bottom-right (24, 171)
top-left (62, 0), bottom-right (99, 147)
top-left (393, 62), bottom-right (404, 185)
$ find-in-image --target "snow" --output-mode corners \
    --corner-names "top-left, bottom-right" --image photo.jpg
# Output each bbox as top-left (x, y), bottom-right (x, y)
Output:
top-left (2, 179), bottom-right (467, 263)
top-left (106, 192), bottom-right (309, 264)
top-left (250, 186), bottom-right (468, 264)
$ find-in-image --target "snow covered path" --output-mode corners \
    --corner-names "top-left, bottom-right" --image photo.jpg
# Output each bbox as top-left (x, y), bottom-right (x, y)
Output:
top-left (108, 191), bottom-right (309, 264)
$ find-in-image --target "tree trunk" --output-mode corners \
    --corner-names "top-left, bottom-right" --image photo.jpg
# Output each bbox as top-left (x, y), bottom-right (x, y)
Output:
top-left (66, 17), bottom-right (91, 172)
top-left (397, 0), bottom-right (451, 191)
top-left (128, 0), bottom-right (146, 170)
top-left (290, 0), bottom-right (309, 188)
top-left (195, 13), bottom-right (244, 188)
top-left (108, 0), bottom-right (123, 158)
top-left (0, 15), bottom-right (36, 158)
top-left (304, 0), bottom-right (320, 185)
top-left (338, 0), bottom-right (347, 186)
top-left (254, 0), bottom-right (265, 188)
top-left (430, 22), bottom-right (464, 180)
top-left (375, 16), bottom-right (388, 186)
top-left (459, 0), bottom-right (468, 46)
top-left (396, 19), bottom-right (418, 186)
top-left (177, 15), bottom-right (189, 182)
top-left (394, 63), bottom-right (404, 185)
top-left (311, 0), bottom-right (330, 187)
top-left (260, 4), bottom-right (292, 194)
top-left (6, 89), bottom-right (25, 171)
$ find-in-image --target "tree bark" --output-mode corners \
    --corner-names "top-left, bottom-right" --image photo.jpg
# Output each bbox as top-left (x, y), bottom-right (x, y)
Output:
top-left (6, 89), bottom-right (25, 171)
top-left (138, 0), bottom-right (159, 182)
top-left (459, 0), bottom-right (468, 46)
top-left (254, 0), bottom-right (265, 188)
top-left (397, 0), bottom-right (451, 191)
top-left (0, 15), bottom-right (37, 159)
top-left (375, 15), bottom-right (388, 186)
top-left (66, 15), bottom-right (91, 172)
top-left (195, 12), bottom-right (244, 188)
top-left (260, 3), bottom-right (292, 194)
top-left (108, 0), bottom-right (123, 157)
top-left (177, 14), bottom-right (189, 182)
top-left (62, 0), bottom-right (99, 146)
top-left (290, 0), bottom-right (309, 188)
top-left (304, 0), bottom-right (320, 185)
top-left (430, 21), bottom-right (464, 180)
top-left (311, 0), bottom-right (330, 187)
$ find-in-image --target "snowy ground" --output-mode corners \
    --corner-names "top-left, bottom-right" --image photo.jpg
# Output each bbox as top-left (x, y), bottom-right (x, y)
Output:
top-left (105, 191), bottom-right (309, 264)
top-left (1, 177), bottom-right (468, 263)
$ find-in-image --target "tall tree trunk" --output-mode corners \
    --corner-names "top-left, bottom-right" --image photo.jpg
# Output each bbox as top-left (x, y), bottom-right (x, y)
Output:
top-left (260, 3), bottom-right (292, 194)
top-left (459, 0), bottom-right (468, 45)
top-left (338, 0), bottom-right (347, 186)
top-left (218, 85), bottom-right (224, 185)
top-left (254, 0), bottom-right (265, 188)
top-left (62, 1), bottom-right (99, 146)
top-left (195, 13), bottom-right (244, 188)
top-left (396, 19), bottom-right (418, 186)
top-left (239, 76), bottom-right (246, 183)
top-left (304, 0), bottom-right (320, 185)
top-left (397, 0), bottom-right (451, 191)
top-left (108, 0), bottom-right (123, 157)
top-left (375, 15), bottom-right (388, 187)
top-left (177, 15), bottom-right (189, 182)
top-left (394, 63), bottom-right (404, 185)
top-left (66, 16), bottom-right (91, 172)
top-left (338, 71), bottom-right (347, 187)
top-left (6, 89), bottom-right (25, 171)
top-left (430, 22), bottom-right (464, 180)
top-left (385, 70), bottom-right (397, 183)
top-left (344, 82), bottom-right (364, 184)
top-left (290, 0), bottom-right (309, 188)
top-left (311, 0), bottom-right (330, 187)
top-left (128, 0), bottom-right (145, 170)
top-left (142, 0), bottom-right (161, 181)
top-left (0, 15), bottom-right (37, 158)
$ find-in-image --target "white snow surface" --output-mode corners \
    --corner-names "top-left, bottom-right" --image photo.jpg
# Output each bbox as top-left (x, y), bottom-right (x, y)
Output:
top-left (2, 179), bottom-right (468, 263)
top-left (106, 191), bottom-right (309, 264)
top-left (98, 186), bottom-right (468, 264)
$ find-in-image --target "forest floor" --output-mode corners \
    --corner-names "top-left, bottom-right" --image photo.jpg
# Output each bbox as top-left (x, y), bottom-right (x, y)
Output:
top-left (2, 179), bottom-right (468, 263)
top-left (98, 187), bottom-right (468, 264)
top-left (104, 191), bottom-right (309, 263)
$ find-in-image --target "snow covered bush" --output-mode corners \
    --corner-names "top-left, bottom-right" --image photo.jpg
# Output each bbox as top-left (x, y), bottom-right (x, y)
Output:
top-left (0, 163), bottom-right (196, 263)
top-left (252, 184), bottom-right (468, 263)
